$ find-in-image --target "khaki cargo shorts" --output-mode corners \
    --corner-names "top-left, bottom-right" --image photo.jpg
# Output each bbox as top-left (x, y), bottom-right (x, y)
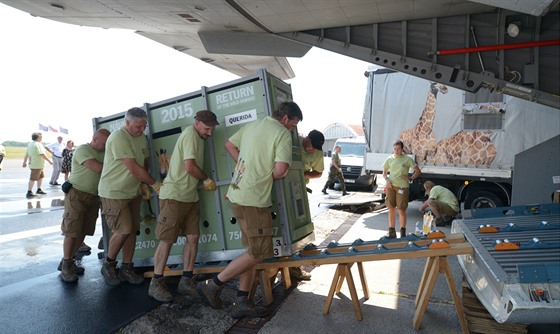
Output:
top-left (386, 186), bottom-right (409, 210)
top-left (101, 196), bottom-right (142, 234)
top-left (429, 199), bottom-right (459, 217)
top-left (231, 203), bottom-right (273, 259)
top-left (157, 199), bottom-right (200, 243)
top-left (29, 169), bottom-right (44, 181)
top-left (61, 187), bottom-right (100, 237)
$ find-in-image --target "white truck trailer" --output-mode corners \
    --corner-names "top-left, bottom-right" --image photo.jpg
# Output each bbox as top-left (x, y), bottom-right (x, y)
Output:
top-left (363, 69), bottom-right (560, 210)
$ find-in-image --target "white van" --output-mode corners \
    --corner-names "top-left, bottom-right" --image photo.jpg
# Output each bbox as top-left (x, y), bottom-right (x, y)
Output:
top-left (331, 136), bottom-right (376, 191)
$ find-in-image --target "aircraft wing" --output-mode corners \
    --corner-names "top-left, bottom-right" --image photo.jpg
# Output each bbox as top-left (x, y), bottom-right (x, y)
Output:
top-left (0, 0), bottom-right (557, 80)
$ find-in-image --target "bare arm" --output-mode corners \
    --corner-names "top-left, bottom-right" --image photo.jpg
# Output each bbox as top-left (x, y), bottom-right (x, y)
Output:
top-left (82, 158), bottom-right (103, 173)
top-left (22, 152), bottom-right (29, 167)
top-left (121, 158), bottom-right (156, 185)
top-left (410, 166), bottom-right (421, 182)
top-left (40, 153), bottom-right (52, 165)
top-left (383, 167), bottom-right (391, 185)
top-left (273, 162), bottom-right (290, 180)
top-left (184, 159), bottom-right (208, 181)
top-left (225, 140), bottom-right (239, 163)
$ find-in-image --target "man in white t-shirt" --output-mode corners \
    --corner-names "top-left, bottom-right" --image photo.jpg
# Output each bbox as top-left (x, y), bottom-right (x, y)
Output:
top-left (46, 136), bottom-right (65, 185)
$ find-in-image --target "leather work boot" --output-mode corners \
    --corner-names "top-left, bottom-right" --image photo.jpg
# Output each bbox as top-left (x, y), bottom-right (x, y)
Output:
top-left (59, 259), bottom-right (78, 283)
top-left (58, 258), bottom-right (85, 275)
top-left (177, 276), bottom-right (198, 298)
top-left (148, 277), bottom-right (173, 303)
top-left (101, 259), bottom-right (121, 286)
top-left (197, 279), bottom-right (223, 309)
top-left (231, 296), bottom-right (269, 319)
top-left (118, 263), bottom-right (145, 285)
top-left (385, 227), bottom-right (396, 238)
top-left (400, 227), bottom-right (407, 238)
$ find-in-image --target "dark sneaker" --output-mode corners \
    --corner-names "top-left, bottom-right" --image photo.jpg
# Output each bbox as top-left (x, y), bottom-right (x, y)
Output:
top-left (59, 259), bottom-right (78, 283)
top-left (101, 259), bottom-right (121, 286)
top-left (322, 188), bottom-right (327, 195)
top-left (197, 279), bottom-right (223, 309)
top-left (58, 258), bottom-right (85, 275)
top-left (78, 242), bottom-right (92, 252)
top-left (26, 191), bottom-right (35, 199)
top-left (36, 189), bottom-right (47, 195)
top-left (148, 277), bottom-right (173, 302)
top-left (400, 228), bottom-right (407, 238)
top-left (385, 228), bottom-right (396, 238)
top-left (118, 263), bottom-right (144, 285)
top-left (231, 297), bottom-right (269, 319)
top-left (177, 276), bottom-right (198, 297)
top-left (289, 267), bottom-right (311, 281)
top-left (342, 191), bottom-right (349, 196)
top-left (52, 182), bottom-right (61, 186)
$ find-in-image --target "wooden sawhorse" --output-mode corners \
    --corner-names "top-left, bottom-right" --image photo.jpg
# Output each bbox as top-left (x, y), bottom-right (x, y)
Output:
top-left (321, 256), bottom-right (468, 334)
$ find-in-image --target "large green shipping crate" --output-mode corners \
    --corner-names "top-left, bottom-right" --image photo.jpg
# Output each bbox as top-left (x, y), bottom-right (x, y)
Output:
top-left (94, 69), bottom-right (314, 266)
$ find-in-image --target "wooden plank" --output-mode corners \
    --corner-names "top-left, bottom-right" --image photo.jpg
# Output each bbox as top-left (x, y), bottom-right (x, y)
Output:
top-left (257, 242), bottom-right (473, 270)
top-left (415, 257), bottom-right (435, 307)
top-left (323, 264), bottom-right (343, 315)
top-left (357, 262), bottom-right (369, 301)
top-left (413, 256), bottom-right (440, 330)
top-left (462, 281), bottom-right (528, 334)
top-left (440, 257), bottom-right (468, 334)
top-left (343, 264), bottom-right (363, 321)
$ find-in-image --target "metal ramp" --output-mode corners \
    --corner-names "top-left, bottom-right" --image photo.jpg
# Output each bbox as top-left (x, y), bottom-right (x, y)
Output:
top-left (451, 203), bottom-right (560, 323)
top-left (279, 9), bottom-right (559, 109)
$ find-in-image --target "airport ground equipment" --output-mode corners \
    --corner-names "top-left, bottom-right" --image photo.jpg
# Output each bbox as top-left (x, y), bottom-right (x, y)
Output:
top-left (93, 69), bottom-right (314, 266)
top-left (452, 203), bottom-right (560, 324)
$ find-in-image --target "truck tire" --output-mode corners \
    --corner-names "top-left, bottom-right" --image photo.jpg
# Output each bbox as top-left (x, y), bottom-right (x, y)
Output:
top-left (464, 190), bottom-right (504, 210)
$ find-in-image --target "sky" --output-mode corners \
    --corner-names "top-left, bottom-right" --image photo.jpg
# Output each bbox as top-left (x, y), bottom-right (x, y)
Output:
top-left (0, 3), bottom-right (373, 145)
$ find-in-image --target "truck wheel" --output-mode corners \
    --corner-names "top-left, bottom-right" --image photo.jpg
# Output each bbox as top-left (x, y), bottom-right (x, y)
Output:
top-left (464, 190), bottom-right (504, 210)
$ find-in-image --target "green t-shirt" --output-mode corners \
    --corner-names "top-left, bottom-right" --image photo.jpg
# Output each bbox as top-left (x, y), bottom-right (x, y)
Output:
top-left (69, 143), bottom-right (105, 195)
top-left (159, 126), bottom-right (204, 203)
top-left (299, 136), bottom-right (324, 183)
top-left (429, 185), bottom-right (460, 212)
top-left (383, 154), bottom-right (417, 188)
top-left (98, 127), bottom-right (149, 199)
top-left (27, 141), bottom-right (47, 169)
top-left (227, 116), bottom-right (292, 207)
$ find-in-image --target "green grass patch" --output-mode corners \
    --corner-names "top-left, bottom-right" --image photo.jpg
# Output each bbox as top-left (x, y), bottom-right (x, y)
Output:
top-left (4, 146), bottom-right (27, 159)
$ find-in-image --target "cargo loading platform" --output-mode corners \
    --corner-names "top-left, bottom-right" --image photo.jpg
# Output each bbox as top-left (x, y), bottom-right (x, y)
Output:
top-left (451, 203), bottom-right (560, 324)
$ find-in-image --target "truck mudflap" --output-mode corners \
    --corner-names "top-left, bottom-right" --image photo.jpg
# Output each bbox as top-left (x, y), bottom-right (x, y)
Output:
top-left (451, 203), bottom-right (560, 324)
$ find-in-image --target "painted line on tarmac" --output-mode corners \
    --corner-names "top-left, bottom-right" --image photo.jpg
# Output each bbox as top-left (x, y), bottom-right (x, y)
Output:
top-left (0, 225), bottom-right (60, 243)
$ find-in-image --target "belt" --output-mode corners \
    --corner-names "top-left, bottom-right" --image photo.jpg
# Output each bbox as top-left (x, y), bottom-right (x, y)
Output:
top-left (54, 155), bottom-right (62, 158)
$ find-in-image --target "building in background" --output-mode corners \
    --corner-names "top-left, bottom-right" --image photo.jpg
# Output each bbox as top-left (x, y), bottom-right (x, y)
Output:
top-left (322, 123), bottom-right (363, 156)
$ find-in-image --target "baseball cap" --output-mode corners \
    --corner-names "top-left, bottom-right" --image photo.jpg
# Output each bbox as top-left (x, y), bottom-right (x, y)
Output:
top-left (308, 130), bottom-right (325, 150)
top-left (195, 110), bottom-right (219, 126)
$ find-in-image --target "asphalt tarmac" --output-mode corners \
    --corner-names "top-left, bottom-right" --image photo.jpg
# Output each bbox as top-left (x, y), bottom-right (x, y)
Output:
top-left (2, 158), bottom-right (550, 333)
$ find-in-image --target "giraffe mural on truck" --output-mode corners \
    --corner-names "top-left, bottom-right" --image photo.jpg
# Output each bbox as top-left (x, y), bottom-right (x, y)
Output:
top-left (398, 82), bottom-right (448, 163)
top-left (428, 130), bottom-right (497, 165)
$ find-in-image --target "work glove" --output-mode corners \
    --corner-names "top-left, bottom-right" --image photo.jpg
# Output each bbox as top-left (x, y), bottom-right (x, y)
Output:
top-left (140, 183), bottom-right (151, 200)
top-left (150, 181), bottom-right (162, 194)
top-left (203, 178), bottom-right (216, 191)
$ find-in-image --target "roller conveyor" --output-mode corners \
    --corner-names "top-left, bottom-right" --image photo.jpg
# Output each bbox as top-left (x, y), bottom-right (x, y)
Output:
top-left (451, 203), bottom-right (560, 324)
